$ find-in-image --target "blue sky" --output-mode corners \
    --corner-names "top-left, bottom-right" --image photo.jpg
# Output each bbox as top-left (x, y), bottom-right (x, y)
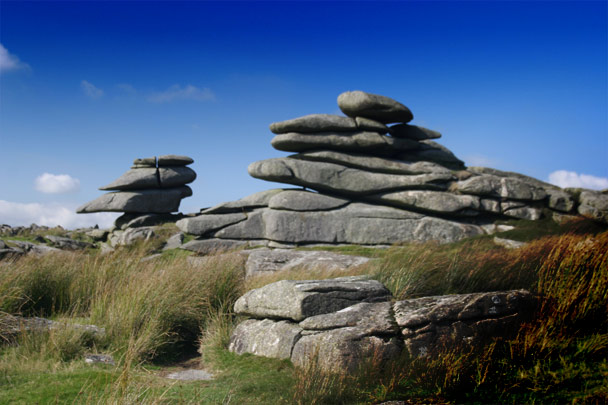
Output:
top-left (1, 0), bottom-right (606, 228)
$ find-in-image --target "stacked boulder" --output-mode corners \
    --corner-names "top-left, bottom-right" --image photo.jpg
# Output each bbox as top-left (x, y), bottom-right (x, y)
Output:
top-left (177, 90), bottom-right (606, 250)
top-left (229, 276), bottom-right (537, 372)
top-left (77, 155), bottom-right (195, 214)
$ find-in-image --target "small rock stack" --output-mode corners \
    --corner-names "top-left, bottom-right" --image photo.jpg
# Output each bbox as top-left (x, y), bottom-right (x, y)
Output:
top-left (77, 155), bottom-right (195, 214)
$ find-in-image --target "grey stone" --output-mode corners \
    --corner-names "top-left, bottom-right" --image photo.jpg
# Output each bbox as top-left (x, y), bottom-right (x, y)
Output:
top-left (270, 114), bottom-right (357, 134)
top-left (99, 243), bottom-right (115, 255)
top-left (248, 158), bottom-right (454, 197)
top-left (108, 227), bottom-right (155, 247)
top-left (77, 187), bottom-right (192, 214)
top-left (501, 204), bottom-right (542, 220)
top-left (291, 327), bottom-right (402, 373)
top-left (7, 240), bottom-right (61, 256)
top-left (388, 124), bottom-right (441, 140)
top-left (86, 229), bottom-right (109, 241)
top-left (547, 188), bottom-right (575, 213)
top-left (268, 190), bottom-right (349, 211)
top-left (84, 354), bottom-right (115, 365)
top-left (117, 213), bottom-right (184, 230)
top-left (163, 233), bottom-right (184, 250)
top-left (176, 213), bottom-right (246, 236)
top-left (578, 190), bottom-right (608, 224)
top-left (99, 168), bottom-right (159, 191)
top-left (480, 224), bottom-right (515, 234)
top-left (245, 248), bottom-right (371, 278)
top-left (233, 276), bottom-right (391, 321)
top-left (180, 238), bottom-right (247, 254)
top-left (493, 237), bottom-right (527, 249)
top-left (1, 314), bottom-right (105, 340)
top-left (337, 90), bottom-right (413, 124)
top-left (133, 157), bottom-right (156, 167)
top-left (165, 369), bottom-right (214, 381)
top-left (370, 190), bottom-right (480, 215)
top-left (480, 198), bottom-right (501, 213)
top-left (270, 131), bottom-right (419, 154)
top-left (45, 235), bottom-right (93, 250)
top-left (393, 290), bottom-right (536, 357)
top-left (397, 140), bottom-right (465, 170)
top-left (292, 150), bottom-right (452, 175)
top-left (0, 240), bottom-right (5, 249)
top-left (201, 189), bottom-right (284, 214)
top-left (262, 204), bottom-right (483, 245)
top-left (228, 319), bottom-right (302, 359)
top-left (159, 166), bottom-right (197, 188)
top-left (299, 302), bottom-right (397, 334)
top-left (354, 117), bottom-right (389, 133)
top-left (214, 210), bottom-right (266, 239)
top-left (455, 175), bottom-right (547, 201)
top-left (157, 154), bottom-right (194, 166)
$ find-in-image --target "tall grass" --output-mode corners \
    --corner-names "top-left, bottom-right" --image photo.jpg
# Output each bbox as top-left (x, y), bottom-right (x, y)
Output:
top-left (289, 231), bottom-right (608, 403)
top-left (0, 243), bottom-right (246, 363)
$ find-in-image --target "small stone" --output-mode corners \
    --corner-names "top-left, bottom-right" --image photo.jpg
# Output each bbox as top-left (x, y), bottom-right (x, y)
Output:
top-left (338, 90), bottom-right (413, 123)
top-left (85, 354), bottom-right (115, 365)
top-left (133, 157), bottom-right (156, 166)
top-left (493, 237), bottom-right (527, 249)
top-left (165, 369), bottom-right (214, 381)
top-left (157, 155), bottom-right (194, 166)
top-left (229, 319), bottom-right (302, 359)
top-left (163, 233), bottom-right (184, 250)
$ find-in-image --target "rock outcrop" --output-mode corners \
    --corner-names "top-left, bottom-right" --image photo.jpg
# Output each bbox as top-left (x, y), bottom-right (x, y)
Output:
top-left (77, 155), bottom-right (195, 214)
top-left (177, 90), bottom-right (607, 248)
top-left (229, 277), bottom-right (537, 372)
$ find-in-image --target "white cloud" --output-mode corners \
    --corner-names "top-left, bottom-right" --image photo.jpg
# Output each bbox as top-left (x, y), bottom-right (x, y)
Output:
top-left (0, 200), bottom-right (118, 229)
top-left (81, 80), bottom-right (104, 99)
top-left (116, 83), bottom-right (137, 94)
top-left (148, 84), bottom-right (215, 103)
top-left (0, 43), bottom-right (30, 72)
top-left (35, 173), bottom-right (81, 194)
top-left (548, 170), bottom-right (608, 190)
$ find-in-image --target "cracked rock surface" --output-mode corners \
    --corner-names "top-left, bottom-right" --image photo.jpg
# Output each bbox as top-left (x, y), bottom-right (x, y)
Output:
top-left (229, 277), bottom-right (537, 372)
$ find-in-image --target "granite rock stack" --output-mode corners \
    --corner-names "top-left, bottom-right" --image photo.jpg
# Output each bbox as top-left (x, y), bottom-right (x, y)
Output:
top-left (77, 155), bottom-right (195, 214)
top-left (170, 90), bottom-right (605, 249)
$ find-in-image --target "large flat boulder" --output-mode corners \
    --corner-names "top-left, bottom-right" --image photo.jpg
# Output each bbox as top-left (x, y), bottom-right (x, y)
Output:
top-left (270, 131), bottom-right (419, 154)
top-left (76, 187), bottom-right (192, 213)
top-left (393, 290), bottom-right (536, 357)
top-left (248, 158), bottom-right (454, 197)
top-left (158, 166), bottom-right (197, 188)
top-left (267, 190), bottom-right (349, 211)
top-left (270, 114), bottom-right (357, 134)
top-left (292, 150), bottom-right (452, 175)
top-left (292, 302), bottom-right (401, 372)
top-left (99, 168), bottom-right (159, 191)
top-left (578, 190), bottom-right (608, 224)
top-left (337, 90), bottom-right (413, 124)
top-left (245, 248), bottom-right (371, 278)
top-left (388, 124), bottom-right (441, 140)
top-left (233, 276), bottom-right (391, 321)
top-left (370, 190), bottom-right (480, 215)
top-left (397, 140), bottom-right (465, 170)
top-left (455, 174), bottom-right (547, 201)
top-left (262, 203), bottom-right (484, 245)
top-left (176, 213), bottom-right (246, 236)
top-left (201, 189), bottom-right (284, 214)
top-left (228, 319), bottom-right (302, 359)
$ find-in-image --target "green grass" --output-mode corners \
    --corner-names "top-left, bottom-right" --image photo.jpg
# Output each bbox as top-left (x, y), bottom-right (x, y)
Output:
top-left (1, 219), bottom-right (607, 404)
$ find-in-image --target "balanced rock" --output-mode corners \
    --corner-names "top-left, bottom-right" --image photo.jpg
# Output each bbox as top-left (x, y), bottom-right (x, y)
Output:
top-left (77, 155), bottom-right (195, 215)
top-left (389, 124), bottom-right (441, 140)
top-left (271, 131), bottom-right (419, 154)
top-left (338, 90), bottom-right (414, 123)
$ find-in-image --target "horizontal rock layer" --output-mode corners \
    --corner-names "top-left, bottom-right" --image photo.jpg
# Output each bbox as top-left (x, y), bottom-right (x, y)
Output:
top-left (77, 187), bottom-right (192, 213)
